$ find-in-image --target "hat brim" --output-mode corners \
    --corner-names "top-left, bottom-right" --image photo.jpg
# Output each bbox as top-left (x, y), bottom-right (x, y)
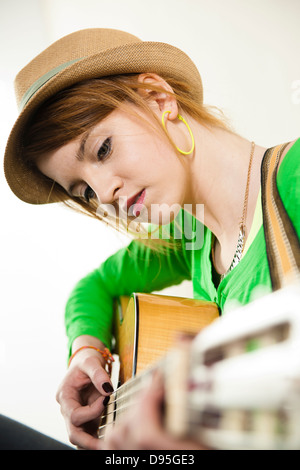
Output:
top-left (4, 41), bottom-right (202, 204)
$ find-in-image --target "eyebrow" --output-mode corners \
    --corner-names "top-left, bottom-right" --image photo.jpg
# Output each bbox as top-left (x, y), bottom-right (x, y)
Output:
top-left (75, 131), bottom-right (91, 161)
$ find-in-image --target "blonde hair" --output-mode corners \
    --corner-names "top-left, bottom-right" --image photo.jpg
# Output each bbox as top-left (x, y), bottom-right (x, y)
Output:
top-left (23, 74), bottom-right (230, 251)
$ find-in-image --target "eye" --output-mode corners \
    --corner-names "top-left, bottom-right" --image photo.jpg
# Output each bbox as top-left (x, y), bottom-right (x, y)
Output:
top-left (84, 186), bottom-right (95, 203)
top-left (98, 137), bottom-right (112, 161)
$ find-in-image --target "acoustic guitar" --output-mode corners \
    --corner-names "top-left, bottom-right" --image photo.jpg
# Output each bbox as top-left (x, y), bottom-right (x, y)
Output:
top-left (98, 283), bottom-right (300, 450)
top-left (112, 292), bottom-right (219, 384)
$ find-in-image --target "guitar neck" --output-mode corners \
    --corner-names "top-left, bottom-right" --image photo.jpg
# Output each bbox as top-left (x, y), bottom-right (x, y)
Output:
top-left (99, 282), bottom-right (300, 450)
top-left (181, 282), bottom-right (300, 450)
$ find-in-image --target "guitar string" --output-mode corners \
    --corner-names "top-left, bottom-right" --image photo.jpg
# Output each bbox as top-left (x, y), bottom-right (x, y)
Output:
top-left (97, 376), bottom-right (199, 437)
top-left (98, 381), bottom-right (196, 435)
top-left (97, 395), bottom-right (199, 438)
top-left (99, 381), bottom-right (149, 421)
top-left (100, 401), bottom-right (138, 424)
top-left (98, 365), bottom-right (160, 433)
top-left (98, 356), bottom-right (184, 435)
top-left (108, 363), bottom-right (157, 402)
top-left (97, 395), bottom-right (147, 438)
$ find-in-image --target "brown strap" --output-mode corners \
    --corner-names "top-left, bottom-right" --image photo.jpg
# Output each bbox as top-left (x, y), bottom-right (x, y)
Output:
top-left (261, 143), bottom-right (300, 290)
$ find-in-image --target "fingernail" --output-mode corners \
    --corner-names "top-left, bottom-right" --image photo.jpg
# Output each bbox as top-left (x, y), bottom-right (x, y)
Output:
top-left (103, 395), bottom-right (110, 406)
top-left (102, 382), bottom-right (114, 393)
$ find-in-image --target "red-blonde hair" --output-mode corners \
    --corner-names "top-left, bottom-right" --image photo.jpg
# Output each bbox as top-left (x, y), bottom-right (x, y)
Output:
top-left (23, 74), bottom-right (230, 248)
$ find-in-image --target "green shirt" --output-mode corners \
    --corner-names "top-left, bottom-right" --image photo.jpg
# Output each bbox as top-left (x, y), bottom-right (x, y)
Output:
top-left (65, 138), bottom-right (300, 354)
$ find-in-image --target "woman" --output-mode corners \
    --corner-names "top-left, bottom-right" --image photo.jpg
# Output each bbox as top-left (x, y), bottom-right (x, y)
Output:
top-left (4, 28), bottom-right (300, 450)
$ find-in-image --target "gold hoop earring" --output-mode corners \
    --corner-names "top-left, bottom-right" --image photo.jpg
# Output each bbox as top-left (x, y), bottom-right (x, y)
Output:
top-left (161, 111), bottom-right (195, 155)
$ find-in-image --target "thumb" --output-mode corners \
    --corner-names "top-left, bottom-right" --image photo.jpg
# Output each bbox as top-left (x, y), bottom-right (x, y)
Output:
top-left (79, 354), bottom-right (114, 395)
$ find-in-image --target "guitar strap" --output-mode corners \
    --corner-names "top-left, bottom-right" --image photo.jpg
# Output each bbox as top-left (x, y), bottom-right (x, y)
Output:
top-left (261, 143), bottom-right (300, 291)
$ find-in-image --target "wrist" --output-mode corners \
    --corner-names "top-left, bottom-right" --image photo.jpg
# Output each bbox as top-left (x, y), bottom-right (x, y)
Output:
top-left (70, 335), bottom-right (113, 369)
top-left (69, 345), bottom-right (114, 368)
top-left (72, 334), bottom-right (107, 352)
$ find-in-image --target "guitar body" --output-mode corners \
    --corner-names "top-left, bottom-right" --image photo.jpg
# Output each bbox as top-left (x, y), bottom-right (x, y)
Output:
top-left (113, 293), bottom-right (219, 384)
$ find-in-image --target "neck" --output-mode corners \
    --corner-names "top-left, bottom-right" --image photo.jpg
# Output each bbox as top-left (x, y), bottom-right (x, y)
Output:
top-left (182, 123), bottom-right (266, 245)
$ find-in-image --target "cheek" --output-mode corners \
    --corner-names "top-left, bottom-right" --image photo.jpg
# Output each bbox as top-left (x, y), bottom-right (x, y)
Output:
top-left (118, 132), bottom-right (173, 169)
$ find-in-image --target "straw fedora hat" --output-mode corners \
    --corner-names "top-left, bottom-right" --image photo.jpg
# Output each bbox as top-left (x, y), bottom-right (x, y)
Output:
top-left (3, 28), bottom-right (203, 204)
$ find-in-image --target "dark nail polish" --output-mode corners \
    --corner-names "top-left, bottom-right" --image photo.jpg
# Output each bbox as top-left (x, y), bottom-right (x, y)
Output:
top-left (102, 382), bottom-right (114, 393)
top-left (103, 395), bottom-right (110, 406)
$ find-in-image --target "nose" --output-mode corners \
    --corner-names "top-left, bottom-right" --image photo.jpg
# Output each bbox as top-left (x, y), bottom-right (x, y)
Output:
top-left (89, 173), bottom-right (124, 205)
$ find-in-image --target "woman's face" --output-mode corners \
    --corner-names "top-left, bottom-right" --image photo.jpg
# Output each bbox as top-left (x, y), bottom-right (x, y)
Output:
top-left (37, 105), bottom-right (187, 225)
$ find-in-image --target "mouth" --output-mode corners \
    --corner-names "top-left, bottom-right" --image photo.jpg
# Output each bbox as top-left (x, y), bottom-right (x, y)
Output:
top-left (127, 189), bottom-right (146, 217)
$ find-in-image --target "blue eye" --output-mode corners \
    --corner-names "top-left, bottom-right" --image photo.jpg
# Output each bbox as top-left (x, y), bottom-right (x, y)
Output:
top-left (98, 137), bottom-right (112, 161)
top-left (84, 186), bottom-right (95, 203)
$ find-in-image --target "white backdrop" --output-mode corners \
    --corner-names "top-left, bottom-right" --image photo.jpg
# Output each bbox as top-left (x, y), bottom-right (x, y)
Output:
top-left (0, 0), bottom-right (299, 445)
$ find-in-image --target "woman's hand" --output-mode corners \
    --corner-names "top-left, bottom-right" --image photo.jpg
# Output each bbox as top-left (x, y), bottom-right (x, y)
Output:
top-left (56, 336), bottom-right (114, 450)
top-left (101, 371), bottom-right (206, 450)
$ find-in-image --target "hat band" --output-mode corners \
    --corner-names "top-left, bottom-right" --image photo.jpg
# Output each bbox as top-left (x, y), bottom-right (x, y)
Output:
top-left (18, 57), bottom-right (83, 111)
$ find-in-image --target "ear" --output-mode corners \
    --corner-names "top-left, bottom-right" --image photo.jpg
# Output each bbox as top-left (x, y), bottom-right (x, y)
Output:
top-left (137, 73), bottom-right (178, 121)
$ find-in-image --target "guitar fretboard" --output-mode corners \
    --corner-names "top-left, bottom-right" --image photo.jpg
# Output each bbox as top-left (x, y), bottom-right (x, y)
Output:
top-left (98, 362), bottom-right (161, 437)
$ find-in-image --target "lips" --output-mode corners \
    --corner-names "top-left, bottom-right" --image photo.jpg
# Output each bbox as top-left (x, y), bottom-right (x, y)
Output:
top-left (127, 189), bottom-right (146, 217)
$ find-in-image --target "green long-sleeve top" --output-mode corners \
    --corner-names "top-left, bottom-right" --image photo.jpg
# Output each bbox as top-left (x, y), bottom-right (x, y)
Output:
top-left (65, 139), bottom-right (300, 353)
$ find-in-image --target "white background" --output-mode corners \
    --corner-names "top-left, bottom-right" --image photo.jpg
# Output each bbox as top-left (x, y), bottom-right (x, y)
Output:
top-left (0, 0), bottom-right (299, 445)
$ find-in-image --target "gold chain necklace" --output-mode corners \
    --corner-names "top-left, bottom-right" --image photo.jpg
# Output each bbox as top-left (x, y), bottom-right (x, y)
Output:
top-left (240, 141), bottom-right (256, 241)
top-left (213, 141), bottom-right (256, 278)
